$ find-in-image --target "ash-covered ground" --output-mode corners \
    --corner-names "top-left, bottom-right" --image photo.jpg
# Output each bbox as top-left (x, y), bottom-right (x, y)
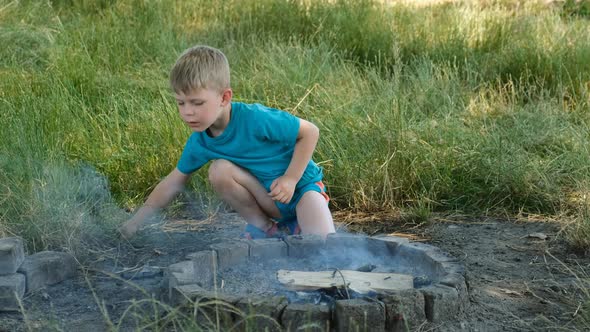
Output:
top-left (217, 250), bottom-right (431, 299)
top-left (0, 212), bottom-right (588, 331)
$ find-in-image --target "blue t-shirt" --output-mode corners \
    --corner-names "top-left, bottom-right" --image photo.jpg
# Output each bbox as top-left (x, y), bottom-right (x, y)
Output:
top-left (177, 102), bottom-right (323, 190)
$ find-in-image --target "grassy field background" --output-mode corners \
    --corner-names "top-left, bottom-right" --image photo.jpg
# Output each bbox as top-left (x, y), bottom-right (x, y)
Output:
top-left (0, 0), bottom-right (589, 253)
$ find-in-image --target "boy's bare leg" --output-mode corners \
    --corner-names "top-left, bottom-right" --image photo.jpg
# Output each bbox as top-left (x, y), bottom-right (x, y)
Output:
top-left (295, 191), bottom-right (335, 237)
top-left (209, 159), bottom-right (281, 231)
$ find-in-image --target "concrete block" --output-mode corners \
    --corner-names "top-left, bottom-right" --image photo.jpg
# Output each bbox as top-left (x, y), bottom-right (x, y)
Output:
top-left (0, 273), bottom-right (25, 311)
top-left (395, 243), bottom-right (450, 279)
top-left (17, 251), bottom-right (77, 292)
top-left (171, 284), bottom-right (242, 330)
top-left (210, 241), bottom-right (249, 270)
top-left (168, 261), bottom-right (195, 284)
top-left (235, 295), bottom-right (288, 332)
top-left (421, 284), bottom-right (460, 322)
top-left (284, 235), bottom-right (325, 258)
top-left (372, 234), bottom-right (410, 243)
top-left (326, 232), bottom-right (368, 248)
top-left (186, 250), bottom-right (217, 288)
top-left (186, 250), bottom-right (217, 269)
top-left (281, 302), bottom-right (331, 332)
top-left (438, 261), bottom-right (466, 276)
top-left (121, 265), bottom-right (162, 280)
top-left (380, 289), bottom-right (426, 331)
top-left (325, 233), bottom-right (368, 256)
top-left (247, 238), bottom-right (288, 260)
top-left (171, 284), bottom-right (242, 306)
top-left (423, 245), bottom-right (459, 263)
top-left (366, 236), bottom-right (408, 259)
top-left (439, 273), bottom-right (469, 311)
top-left (334, 299), bottom-right (385, 332)
top-left (397, 242), bottom-right (461, 279)
top-left (0, 237), bottom-right (25, 275)
top-left (163, 260), bottom-right (196, 300)
top-left (170, 284), bottom-right (205, 306)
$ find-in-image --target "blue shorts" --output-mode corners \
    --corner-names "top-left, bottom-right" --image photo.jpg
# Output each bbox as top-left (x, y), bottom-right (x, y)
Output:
top-left (273, 181), bottom-right (330, 223)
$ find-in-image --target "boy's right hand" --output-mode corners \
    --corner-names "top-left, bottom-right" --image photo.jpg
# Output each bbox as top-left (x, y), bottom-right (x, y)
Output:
top-left (269, 175), bottom-right (297, 204)
top-left (117, 168), bottom-right (189, 240)
top-left (119, 219), bottom-right (140, 239)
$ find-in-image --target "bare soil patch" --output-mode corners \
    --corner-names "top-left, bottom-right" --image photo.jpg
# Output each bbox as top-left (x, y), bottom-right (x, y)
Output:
top-left (0, 212), bottom-right (587, 331)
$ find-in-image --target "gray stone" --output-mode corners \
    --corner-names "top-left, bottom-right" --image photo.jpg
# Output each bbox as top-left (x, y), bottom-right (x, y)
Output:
top-left (186, 250), bottom-right (217, 288)
top-left (235, 295), bottom-right (288, 332)
top-left (396, 242), bottom-right (462, 279)
top-left (367, 235), bottom-right (409, 256)
top-left (423, 245), bottom-right (459, 263)
top-left (334, 299), bottom-right (385, 332)
top-left (284, 235), bottom-right (325, 258)
top-left (421, 284), bottom-right (460, 322)
top-left (438, 261), bottom-right (466, 276)
top-left (168, 260), bottom-right (194, 280)
top-left (439, 273), bottom-right (469, 311)
top-left (121, 265), bottom-right (162, 280)
top-left (396, 243), bottom-right (446, 280)
top-left (210, 241), bottom-right (249, 269)
top-left (171, 284), bottom-right (242, 330)
top-left (171, 284), bottom-right (242, 307)
top-left (380, 289), bottom-right (426, 331)
top-left (247, 238), bottom-right (288, 260)
top-left (281, 302), bottom-right (331, 332)
top-left (326, 233), bottom-right (369, 251)
top-left (186, 250), bottom-right (217, 267)
top-left (0, 273), bottom-right (25, 311)
top-left (17, 251), bottom-right (77, 292)
top-left (170, 284), bottom-right (206, 306)
top-left (163, 260), bottom-right (197, 301)
top-left (0, 237), bottom-right (25, 275)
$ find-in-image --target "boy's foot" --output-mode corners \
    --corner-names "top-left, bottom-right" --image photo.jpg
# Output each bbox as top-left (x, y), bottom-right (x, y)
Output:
top-left (240, 221), bottom-right (300, 240)
top-left (240, 224), bottom-right (267, 240)
top-left (278, 218), bottom-right (301, 235)
top-left (241, 223), bottom-right (283, 239)
top-left (241, 223), bottom-right (288, 240)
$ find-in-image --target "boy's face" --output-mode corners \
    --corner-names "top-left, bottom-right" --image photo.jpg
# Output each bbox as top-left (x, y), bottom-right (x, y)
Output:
top-left (175, 88), bottom-right (231, 132)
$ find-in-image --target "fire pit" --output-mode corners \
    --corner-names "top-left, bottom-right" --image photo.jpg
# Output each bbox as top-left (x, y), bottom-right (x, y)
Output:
top-left (163, 233), bottom-right (468, 331)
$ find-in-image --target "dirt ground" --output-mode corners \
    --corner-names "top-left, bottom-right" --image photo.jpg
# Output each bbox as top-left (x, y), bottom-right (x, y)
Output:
top-left (343, 212), bottom-right (589, 331)
top-left (0, 211), bottom-right (588, 331)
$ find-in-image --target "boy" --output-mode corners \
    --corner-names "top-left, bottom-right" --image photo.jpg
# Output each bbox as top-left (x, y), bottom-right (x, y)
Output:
top-left (119, 45), bottom-right (335, 239)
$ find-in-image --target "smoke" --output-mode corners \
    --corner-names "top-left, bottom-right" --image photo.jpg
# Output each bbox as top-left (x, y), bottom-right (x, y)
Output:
top-left (23, 162), bottom-right (127, 256)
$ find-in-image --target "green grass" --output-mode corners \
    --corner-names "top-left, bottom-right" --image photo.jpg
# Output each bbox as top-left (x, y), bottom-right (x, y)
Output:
top-left (1, 0), bottom-right (589, 255)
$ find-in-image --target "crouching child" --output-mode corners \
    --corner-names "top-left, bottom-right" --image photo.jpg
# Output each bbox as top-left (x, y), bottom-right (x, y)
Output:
top-left (119, 45), bottom-right (336, 240)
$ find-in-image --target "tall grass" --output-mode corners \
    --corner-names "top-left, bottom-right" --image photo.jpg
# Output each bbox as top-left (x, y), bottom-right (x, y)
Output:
top-left (1, 0), bottom-right (589, 253)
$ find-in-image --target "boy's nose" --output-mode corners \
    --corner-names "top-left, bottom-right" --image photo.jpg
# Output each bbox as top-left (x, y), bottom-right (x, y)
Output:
top-left (180, 106), bottom-right (195, 116)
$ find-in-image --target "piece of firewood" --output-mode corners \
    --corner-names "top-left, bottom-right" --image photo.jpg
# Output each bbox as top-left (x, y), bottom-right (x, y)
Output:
top-left (277, 269), bottom-right (413, 294)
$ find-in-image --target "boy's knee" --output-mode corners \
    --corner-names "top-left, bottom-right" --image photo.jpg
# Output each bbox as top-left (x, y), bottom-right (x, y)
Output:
top-left (208, 159), bottom-right (234, 183)
top-left (297, 187), bottom-right (329, 207)
top-left (208, 159), bottom-right (237, 189)
top-left (298, 190), bottom-right (324, 205)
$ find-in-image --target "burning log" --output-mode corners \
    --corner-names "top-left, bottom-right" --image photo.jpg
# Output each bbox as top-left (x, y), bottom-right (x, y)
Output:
top-left (277, 269), bottom-right (414, 294)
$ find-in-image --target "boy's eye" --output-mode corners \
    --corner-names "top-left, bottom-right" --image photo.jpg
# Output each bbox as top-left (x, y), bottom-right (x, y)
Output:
top-left (192, 101), bottom-right (204, 106)
top-left (177, 101), bottom-right (185, 106)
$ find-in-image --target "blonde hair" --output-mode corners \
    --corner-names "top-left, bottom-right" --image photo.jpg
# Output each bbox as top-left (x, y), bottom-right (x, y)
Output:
top-left (170, 45), bottom-right (230, 94)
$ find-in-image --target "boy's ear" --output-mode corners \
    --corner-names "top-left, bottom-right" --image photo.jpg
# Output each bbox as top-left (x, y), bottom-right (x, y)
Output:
top-left (220, 88), bottom-right (232, 106)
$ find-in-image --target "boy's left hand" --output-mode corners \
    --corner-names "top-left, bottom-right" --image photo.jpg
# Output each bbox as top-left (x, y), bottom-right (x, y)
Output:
top-left (269, 175), bottom-right (297, 203)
